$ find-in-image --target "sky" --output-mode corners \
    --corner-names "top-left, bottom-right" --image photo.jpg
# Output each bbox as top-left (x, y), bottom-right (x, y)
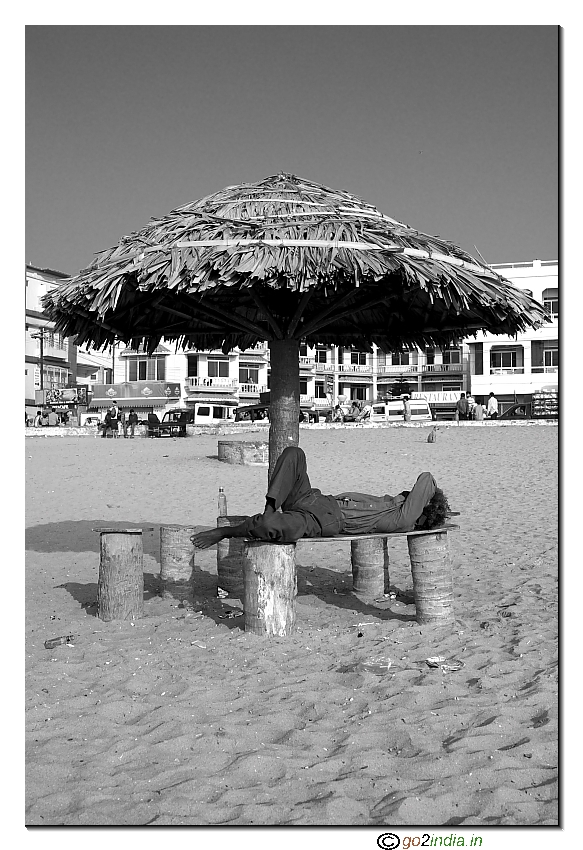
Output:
top-left (25, 25), bottom-right (558, 276)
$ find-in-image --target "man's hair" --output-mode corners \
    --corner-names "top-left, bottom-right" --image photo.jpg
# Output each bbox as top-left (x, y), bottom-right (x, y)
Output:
top-left (422, 487), bottom-right (451, 530)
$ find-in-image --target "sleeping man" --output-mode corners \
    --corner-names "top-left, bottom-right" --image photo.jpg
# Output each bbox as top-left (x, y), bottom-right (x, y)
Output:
top-left (192, 446), bottom-right (450, 549)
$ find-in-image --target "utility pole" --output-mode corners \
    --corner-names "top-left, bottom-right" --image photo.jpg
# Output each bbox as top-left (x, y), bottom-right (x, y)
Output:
top-left (31, 328), bottom-right (45, 391)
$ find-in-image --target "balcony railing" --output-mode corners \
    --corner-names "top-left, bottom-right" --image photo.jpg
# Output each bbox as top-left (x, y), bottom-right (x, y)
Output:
top-left (300, 395), bottom-right (330, 407)
top-left (376, 364), bottom-right (419, 374)
top-left (338, 363), bottom-right (372, 373)
top-left (299, 356), bottom-right (316, 367)
top-left (489, 367), bottom-right (525, 375)
top-left (314, 362), bottom-right (334, 371)
top-left (186, 377), bottom-right (238, 389)
top-left (423, 363), bottom-right (462, 372)
top-left (239, 383), bottom-right (268, 394)
top-left (531, 366), bottom-right (558, 374)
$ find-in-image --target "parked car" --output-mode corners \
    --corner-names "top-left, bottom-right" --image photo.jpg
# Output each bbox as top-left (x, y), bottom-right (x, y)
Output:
top-left (499, 402), bottom-right (532, 420)
top-left (162, 408), bottom-right (195, 425)
top-left (370, 399), bottom-right (433, 422)
top-left (234, 404), bottom-right (270, 422)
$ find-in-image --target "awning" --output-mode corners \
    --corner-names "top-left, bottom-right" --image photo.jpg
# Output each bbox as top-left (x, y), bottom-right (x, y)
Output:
top-left (185, 397), bottom-right (239, 407)
top-left (88, 398), bottom-right (165, 409)
top-left (338, 376), bottom-right (373, 385)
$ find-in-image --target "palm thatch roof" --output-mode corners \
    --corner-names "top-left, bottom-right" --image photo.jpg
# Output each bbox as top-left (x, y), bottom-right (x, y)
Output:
top-left (42, 173), bottom-right (549, 354)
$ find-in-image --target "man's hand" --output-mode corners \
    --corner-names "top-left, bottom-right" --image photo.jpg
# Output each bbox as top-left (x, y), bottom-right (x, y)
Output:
top-left (190, 528), bottom-right (225, 550)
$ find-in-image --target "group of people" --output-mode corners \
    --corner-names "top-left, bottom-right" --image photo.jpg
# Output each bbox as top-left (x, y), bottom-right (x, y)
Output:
top-left (192, 445), bottom-right (451, 550)
top-left (455, 392), bottom-right (499, 421)
top-left (100, 401), bottom-right (139, 438)
top-left (331, 400), bottom-right (372, 423)
top-left (29, 408), bottom-right (66, 427)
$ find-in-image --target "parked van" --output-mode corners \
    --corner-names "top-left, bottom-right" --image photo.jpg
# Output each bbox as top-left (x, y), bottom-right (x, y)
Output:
top-left (370, 398), bottom-right (433, 422)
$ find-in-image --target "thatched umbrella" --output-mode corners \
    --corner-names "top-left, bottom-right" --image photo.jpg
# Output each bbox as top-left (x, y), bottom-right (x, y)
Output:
top-left (43, 172), bottom-right (548, 473)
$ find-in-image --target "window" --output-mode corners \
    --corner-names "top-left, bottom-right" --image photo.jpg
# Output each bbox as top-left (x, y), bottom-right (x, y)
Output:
top-left (207, 356), bottom-right (229, 378)
top-left (197, 406), bottom-right (210, 417)
top-left (351, 350), bottom-right (367, 365)
top-left (239, 364), bottom-right (259, 384)
top-left (45, 331), bottom-right (66, 350)
top-left (352, 387), bottom-right (367, 401)
top-left (300, 379), bottom-right (308, 395)
top-left (425, 348), bottom-right (435, 365)
top-left (491, 350), bottom-right (517, 369)
top-left (44, 366), bottom-right (69, 389)
top-left (442, 347), bottom-right (461, 365)
top-left (213, 407), bottom-right (226, 419)
top-left (315, 348), bottom-right (328, 364)
top-left (187, 355), bottom-right (198, 377)
top-left (544, 348), bottom-right (558, 368)
top-left (542, 288), bottom-right (558, 319)
top-left (128, 357), bottom-right (166, 381)
top-left (299, 343), bottom-right (308, 357)
top-left (315, 381), bottom-right (327, 398)
top-left (392, 351), bottom-right (409, 366)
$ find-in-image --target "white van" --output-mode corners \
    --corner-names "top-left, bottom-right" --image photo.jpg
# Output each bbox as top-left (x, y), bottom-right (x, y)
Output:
top-left (370, 398), bottom-right (433, 423)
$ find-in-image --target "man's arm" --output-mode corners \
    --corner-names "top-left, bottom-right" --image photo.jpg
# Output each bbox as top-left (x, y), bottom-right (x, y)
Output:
top-left (395, 472), bottom-right (437, 529)
top-left (191, 501), bottom-right (276, 549)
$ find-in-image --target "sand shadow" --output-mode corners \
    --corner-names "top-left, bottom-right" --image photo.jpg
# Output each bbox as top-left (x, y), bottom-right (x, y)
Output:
top-left (55, 572), bottom-right (161, 615)
top-left (27, 520), bottom-right (414, 627)
top-left (25, 519), bottom-right (164, 559)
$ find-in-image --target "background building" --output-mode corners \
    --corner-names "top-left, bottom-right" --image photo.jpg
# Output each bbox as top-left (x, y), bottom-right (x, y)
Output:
top-left (25, 264), bottom-right (114, 421)
top-left (468, 259), bottom-right (558, 409)
top-left (27, 259), bottom-right (557, 423)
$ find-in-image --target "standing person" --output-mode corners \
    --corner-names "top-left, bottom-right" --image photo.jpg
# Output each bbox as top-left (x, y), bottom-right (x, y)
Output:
top-left (487, 392), bottom-right (499, 419)
top-left (128, 409), bottom-right (139, 438)
top-left (192, 446), bottom-right (450, 548)
top-left (101, 410), bottom-right (111, 438)
top-left (403, 396), bottom-right (412, 422)
top-left (108, 400), bottom-right (120, 437)
top-left (47, 408), bottom-right (59, 427)
top-left (120, 409), bottom-right (128, 438)
top-left (473, 400), bottom-right (484, 421)
top-left (455, 393), bottom-right (470, 421)
top-left (33, 410), bottom-right (43, 427)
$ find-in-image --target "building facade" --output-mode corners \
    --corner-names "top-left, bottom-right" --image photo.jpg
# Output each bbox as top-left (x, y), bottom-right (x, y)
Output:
top-left (468, 259), bottom-right (558, 407)
top-left (27, 259), bottom-right (557, 422)
top-left (25, 264), bottom-right (114, 419)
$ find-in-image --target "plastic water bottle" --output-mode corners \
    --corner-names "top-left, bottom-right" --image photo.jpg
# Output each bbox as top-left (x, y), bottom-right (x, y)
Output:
top-left (218, 487), bottom-right (228, 517)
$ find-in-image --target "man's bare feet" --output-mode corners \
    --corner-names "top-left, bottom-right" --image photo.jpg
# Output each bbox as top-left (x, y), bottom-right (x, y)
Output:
top-left (191, 528), bottom-right (226, 549)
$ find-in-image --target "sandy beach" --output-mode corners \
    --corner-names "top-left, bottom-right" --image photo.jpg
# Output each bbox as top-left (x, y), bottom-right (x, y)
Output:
top-left (25, 423), bottom-right (558, 827)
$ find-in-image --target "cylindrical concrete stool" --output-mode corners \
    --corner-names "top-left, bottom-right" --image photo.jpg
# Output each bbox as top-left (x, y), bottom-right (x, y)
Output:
top-left (218, 440), bottom-right (269, 466)
top-left (95, 528), bottom-right (144, 622)
top-left (351, 537), bottom-right (389, 597)
top-left (243, 541), bottom-right (297, 636)
top-left (217, 515), bottom-right (247, 596)
top-left (159, 525), bottom-right (197, 601)
top-left (407, 531), bottom-right (454, 624)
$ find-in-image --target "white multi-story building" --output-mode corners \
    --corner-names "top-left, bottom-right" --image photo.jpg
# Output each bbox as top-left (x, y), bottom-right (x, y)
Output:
top-left (27, 258), bottom-right (557, 422)
top-left (25, 264), bottom-right (113, 420)
top-left (468, 259), bottom-right (558, 407)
